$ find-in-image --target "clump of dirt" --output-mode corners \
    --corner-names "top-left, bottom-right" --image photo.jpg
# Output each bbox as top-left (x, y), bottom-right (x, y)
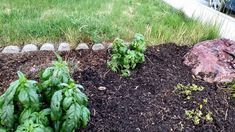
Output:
top-left (0, 44), bottom-right (234, 131)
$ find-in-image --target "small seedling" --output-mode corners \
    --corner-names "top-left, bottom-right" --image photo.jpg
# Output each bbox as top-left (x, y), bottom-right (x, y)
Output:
top-left (185, 109), bottom-right (213, 125)
top-left (185, 98), bottom-right (213, 125)
top-left (175, 84), bottom-right (204, 99)
top-left (185, 109), bottom-right (202, 125)
top-left (203, 98), bottom-right (208, 104)
top-left (205, 112), bottom-right (213, 122)
top-left (225, 80), bottom-right (235, 97)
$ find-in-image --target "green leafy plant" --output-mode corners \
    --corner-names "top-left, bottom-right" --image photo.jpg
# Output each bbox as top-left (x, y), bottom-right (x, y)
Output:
top-left (108, 33), bottom-right (146, 77)
top-left (16, 108), bottom-right (52, 132)
top-left (0, 71), bottom-right (39, 130)
top-left (0, 54), bottom-right (90, 131)
top-left (50, 82), bottom-right (90, 131)
top-left (40, 53), bottom-right (70, 87)
top-left (40, 53), bottom-right (71, 99)
top-left (175, 84), bottom-right (204, 99)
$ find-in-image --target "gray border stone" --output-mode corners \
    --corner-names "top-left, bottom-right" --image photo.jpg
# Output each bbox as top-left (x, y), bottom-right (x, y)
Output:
top-left (92, 43), bottom-right (105, 51)
top-left (22, 44), bottom-right (38, 52)
top-left (76, 43), bottom-right (89, 50)
top-left (40, 43), bottom-right (55, 51)
top-left (2, 46), bottom-right (20, 53)
top-left (58, 42), bottom-right (70, 51)
top-left (0, 41), bottom-right (113, 53)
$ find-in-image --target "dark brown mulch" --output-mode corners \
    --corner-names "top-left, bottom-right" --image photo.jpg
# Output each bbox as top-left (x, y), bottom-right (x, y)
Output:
top-left (0, 44), bottom-right (235, 132)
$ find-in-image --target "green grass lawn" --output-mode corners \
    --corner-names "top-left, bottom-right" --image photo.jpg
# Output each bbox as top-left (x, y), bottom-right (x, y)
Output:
top-left (0, 0), bottom-right (219, 47)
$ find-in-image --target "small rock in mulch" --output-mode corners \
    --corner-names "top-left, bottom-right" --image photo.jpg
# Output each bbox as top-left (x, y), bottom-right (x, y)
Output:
top-left (98, 86), bottom-right (106, 91)
top-left (76, 43), bottom-right (89, 50)
top-left (92, 43), bottom-right (105, 51)
top-left (22, 44), bottom-right (38, 52)
top-left (184, 38), bottom-right (235, 83)
top-left (58, 42), bottom-right (70, 51)
top-left (40, 43), bottom-right (55, 51)
top-left (2, 45), bottom-right (20, 53)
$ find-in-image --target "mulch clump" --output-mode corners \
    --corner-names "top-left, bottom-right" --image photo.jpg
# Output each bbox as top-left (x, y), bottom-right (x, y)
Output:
top-left (0, 44), bottom-right (235, 131)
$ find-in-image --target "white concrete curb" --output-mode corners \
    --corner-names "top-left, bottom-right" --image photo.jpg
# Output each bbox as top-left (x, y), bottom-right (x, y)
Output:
top-left (163, 0), bottom-right (235, 41)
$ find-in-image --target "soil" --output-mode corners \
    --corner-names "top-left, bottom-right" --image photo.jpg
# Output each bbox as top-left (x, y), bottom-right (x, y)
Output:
top-left (0, 44), bottom-right (235, 132)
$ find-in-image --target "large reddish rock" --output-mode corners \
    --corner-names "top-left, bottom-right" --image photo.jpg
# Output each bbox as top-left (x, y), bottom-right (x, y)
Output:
top-left (184, 39), bottom-right (235, 83)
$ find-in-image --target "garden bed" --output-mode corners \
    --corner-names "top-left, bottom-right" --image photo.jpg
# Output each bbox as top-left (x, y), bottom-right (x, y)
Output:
top-left (0, 44), bottom-right (235, 131)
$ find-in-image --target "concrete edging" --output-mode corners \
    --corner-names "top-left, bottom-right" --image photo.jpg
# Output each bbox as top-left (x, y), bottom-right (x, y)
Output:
top-left (163, 0), bottom-right (235, 41)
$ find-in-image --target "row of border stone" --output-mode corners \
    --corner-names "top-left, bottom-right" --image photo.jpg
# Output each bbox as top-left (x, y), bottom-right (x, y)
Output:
top-left (0, 42), bottom-right (111, 53)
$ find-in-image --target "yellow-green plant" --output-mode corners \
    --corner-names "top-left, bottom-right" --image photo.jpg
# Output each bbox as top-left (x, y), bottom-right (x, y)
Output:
top-left (175, 84), bottom-right (204, 99)
top-left (185, 98), bottom-right (213, 125)
top-left (225, 80), bottom-right (235, 97)
top-left (185, 109), bottom-right (203, 125)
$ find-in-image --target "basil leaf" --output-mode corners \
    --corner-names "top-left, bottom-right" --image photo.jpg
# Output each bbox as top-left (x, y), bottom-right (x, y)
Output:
top-left (17, 71), bottom-right (26, 83)
top-left (81, 106), bottom-right (90, 128)
top-left (62, 97), bottom-right (73, 110)
top-left (74, 90), bottom-right (88, 106)
top-left (0, 127), bottom-right (7, 132)
top-left (27, 80), bottom-right (37, 85)
top-left (27, 88), bottom-right (40, 110)
top-left (61, 103), bottom-right (81, 131)
top-left (62, 75), bottom-right (69, 84)
top-left (3, 80), bottom-right (19, 104)
top-left (18, 88), bottom-right (29, 107)
top-left (64, 89), bottom-right (73, 97)
top-left (41, 80), bottom-right (51, 88)
top-left (42, 68), bottom-right (52, 79)
top-left (0, 102), bottom-right (14, 127)
top-left (19, 109), bottom-right (32, 124)
top-left (51, 90), bottom-right (63, 121)
top-left (40, 108), bottom-right (51, 115)
top-left (51, 77), bottom-right (60, 86)
top-left (76, 84), bottom-right (84, 89)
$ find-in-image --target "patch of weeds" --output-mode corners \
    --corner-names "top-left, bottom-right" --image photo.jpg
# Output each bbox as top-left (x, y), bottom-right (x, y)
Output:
top-left (175, 84), bottom-right (213, 125)
top-left (108, 33), bottom-right (146, 77)
top-left (225, 80), bottom-right (235, 97)
top-left (185, 98), bottom-right (213, 125)
top-left (175, 84), bottom-right (204, 99)
top-left (185, 109), bottom-right (203, 125)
